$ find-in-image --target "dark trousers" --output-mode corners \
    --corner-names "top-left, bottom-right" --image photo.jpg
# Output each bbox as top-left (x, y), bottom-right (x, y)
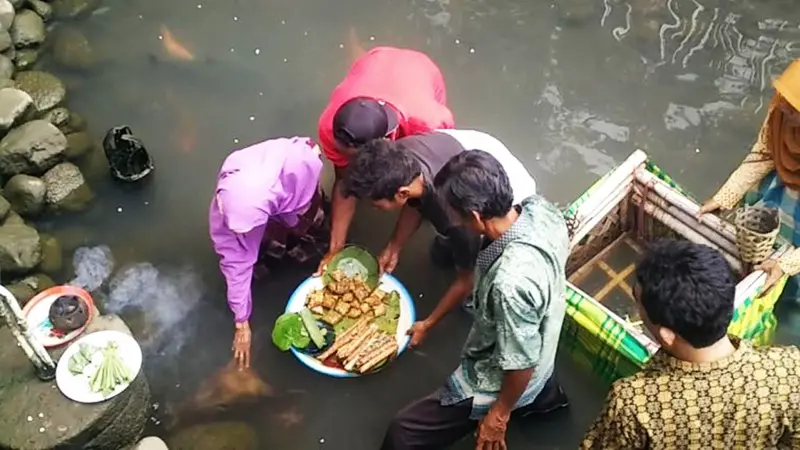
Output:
top-left (381, 376), bottom-right (567, 450)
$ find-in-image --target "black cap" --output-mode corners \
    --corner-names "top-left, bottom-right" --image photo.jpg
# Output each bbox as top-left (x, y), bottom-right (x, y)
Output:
top-left (332, 97), bottom-right (398, 148)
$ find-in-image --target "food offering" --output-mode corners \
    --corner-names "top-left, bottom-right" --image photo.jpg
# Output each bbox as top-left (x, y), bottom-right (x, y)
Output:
top-left (277, 268), bottom-right (412, 377)
top-left (55, 330), bottom-right (143, 403)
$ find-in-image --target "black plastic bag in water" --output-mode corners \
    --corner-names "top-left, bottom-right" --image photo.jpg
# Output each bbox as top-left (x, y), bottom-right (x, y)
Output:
top-left (49, 295), bottom-right (89, 332)
top-left (103, 125), bottom-right (154, 182)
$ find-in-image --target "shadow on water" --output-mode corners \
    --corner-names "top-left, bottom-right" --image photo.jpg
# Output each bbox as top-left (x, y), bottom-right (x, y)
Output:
top-left (36, 0), bottom-right (800, 447)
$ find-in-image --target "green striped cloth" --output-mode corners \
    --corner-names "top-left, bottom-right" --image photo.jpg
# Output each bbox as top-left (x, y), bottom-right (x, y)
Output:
top-left (560, 158), bottom-right (786, 384)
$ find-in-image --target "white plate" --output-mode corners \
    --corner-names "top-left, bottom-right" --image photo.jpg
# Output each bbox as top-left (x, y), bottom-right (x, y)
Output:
top-left (285, 274), bottom-right (415, 378)
top-left (55, 330), bottom-right (143, 404)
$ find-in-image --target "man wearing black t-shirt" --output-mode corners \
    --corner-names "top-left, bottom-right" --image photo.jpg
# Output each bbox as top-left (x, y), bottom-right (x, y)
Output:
top-left (341, 130), bottom-right (537, 328)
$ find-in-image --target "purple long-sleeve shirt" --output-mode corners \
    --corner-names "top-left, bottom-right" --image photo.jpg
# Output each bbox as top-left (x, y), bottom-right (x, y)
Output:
top-left (209, 137), bottom-right (323, 323)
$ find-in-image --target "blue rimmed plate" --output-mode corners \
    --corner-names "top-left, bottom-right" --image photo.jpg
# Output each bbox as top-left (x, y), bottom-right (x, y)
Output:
top-left (284, 274), bottom-right (415, 378)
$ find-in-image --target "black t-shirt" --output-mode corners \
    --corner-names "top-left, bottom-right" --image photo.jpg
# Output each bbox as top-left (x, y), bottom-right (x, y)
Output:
top-left (399, 132), bottom-right (481, 270)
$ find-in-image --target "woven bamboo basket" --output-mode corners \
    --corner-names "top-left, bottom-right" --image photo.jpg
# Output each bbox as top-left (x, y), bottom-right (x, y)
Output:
top-left (734, 207), bottom-right (780, 264)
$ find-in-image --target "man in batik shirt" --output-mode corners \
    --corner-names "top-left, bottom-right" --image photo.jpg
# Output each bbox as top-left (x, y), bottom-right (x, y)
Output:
top-left (581, 239), bottom-right (800, 449)
top-left (380, 150), bottom-right (570, 449)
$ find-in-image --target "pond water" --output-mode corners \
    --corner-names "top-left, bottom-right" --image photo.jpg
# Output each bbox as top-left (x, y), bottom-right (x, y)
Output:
top-left (42, 0), bottom-right (800, 447)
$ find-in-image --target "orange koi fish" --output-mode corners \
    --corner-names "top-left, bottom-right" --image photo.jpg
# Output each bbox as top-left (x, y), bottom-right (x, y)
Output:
top-left (160, 25), bottom-right (195, 62)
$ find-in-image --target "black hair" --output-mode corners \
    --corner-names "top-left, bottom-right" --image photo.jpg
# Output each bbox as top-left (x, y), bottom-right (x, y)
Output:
top-left (342, 139), bottom-right (421, 200)
top-left (635, 239), bottom-right (736, 348)
top-left (433, 150), bottom-right (513, 219)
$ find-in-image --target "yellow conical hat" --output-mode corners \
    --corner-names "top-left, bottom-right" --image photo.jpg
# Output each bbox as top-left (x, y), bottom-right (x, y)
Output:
top-left (774, 59), bottom-right (800, 111)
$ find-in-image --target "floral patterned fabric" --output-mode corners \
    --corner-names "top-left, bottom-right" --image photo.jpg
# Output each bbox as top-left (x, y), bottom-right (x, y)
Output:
top-left (581, 338), bottom-right (800, 449)
top-left (439, 195), bottom-right (569, 419)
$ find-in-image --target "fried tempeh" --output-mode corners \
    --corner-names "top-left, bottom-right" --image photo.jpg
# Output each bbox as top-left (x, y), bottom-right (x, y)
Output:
top-left (316, 317), bottom-right (371, 360)
top-left (359, 341), bottom-right (398, 373)
top-left (337, 325), bottom-right (377, 359)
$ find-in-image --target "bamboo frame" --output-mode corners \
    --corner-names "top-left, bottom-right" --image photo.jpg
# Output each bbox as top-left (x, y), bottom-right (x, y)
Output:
top-left (632, 197), bottom-right (744, 273)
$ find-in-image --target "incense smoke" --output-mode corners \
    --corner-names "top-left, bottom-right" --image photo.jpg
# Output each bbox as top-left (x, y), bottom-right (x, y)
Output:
top-left (70, 246), bottom-right (202, 356)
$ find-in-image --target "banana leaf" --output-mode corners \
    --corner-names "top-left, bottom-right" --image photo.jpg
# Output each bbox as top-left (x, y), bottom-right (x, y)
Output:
top-left (323, 245), bottom-right (379, 289)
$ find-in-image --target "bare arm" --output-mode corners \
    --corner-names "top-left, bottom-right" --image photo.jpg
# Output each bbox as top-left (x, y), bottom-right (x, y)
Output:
top-left (422, 269), bottom-right (473, 329)
top-left (386, 205), bottom-right (423, 252)
top-left (492, 368), bottom-right (534, 416)
top-left (329, 165), bottom-right (357, 253)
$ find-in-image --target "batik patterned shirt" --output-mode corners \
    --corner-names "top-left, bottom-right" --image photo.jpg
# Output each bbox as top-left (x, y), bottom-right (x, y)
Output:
top-left (440, 195), bottom-right (570, 419)
top-left (581, 339), bottom-right (800, 450)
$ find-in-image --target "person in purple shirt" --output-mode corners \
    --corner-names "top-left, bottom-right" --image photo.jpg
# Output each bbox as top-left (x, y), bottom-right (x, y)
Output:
top-left (209, 137), bottom-right (330, 369)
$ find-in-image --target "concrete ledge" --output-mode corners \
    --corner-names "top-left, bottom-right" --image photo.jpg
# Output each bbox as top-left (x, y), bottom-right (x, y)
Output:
top-left (0, 314), bottom-right (150, 450)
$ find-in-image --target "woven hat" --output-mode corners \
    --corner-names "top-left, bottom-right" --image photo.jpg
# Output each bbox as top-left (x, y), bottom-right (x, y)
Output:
top-left (774, 59), bottom-right (800, 111)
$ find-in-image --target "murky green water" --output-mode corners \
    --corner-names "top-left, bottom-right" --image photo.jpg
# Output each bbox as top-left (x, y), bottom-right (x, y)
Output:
top-left (41, 0), bottom-right (800, 447)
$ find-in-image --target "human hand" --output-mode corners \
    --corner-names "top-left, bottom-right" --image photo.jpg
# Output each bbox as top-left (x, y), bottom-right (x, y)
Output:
top-left (755, 259), bottom-right (785, 297)
top-left (232, 321), bottom-right (252, 370)
top-left (407, 321), bottom-right (431, 348)
top-left (314, 244), bottom-right (343, 276)
top-left (696, 198), bottom-right (721, 219)
top-left (475, 406), bottom-right (509, 450)
top-left (378, 244), bottom-right (401, 275)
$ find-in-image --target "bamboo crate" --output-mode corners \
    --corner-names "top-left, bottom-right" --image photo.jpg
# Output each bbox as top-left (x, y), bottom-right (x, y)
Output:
top-left (561, 150), bottom-right (790, 384)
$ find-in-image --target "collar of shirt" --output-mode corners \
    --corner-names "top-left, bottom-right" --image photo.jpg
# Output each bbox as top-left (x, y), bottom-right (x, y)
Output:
top-left (649, 337), bottom-right (750, 374)
top-left (476, 205), bottom-right (526, 275)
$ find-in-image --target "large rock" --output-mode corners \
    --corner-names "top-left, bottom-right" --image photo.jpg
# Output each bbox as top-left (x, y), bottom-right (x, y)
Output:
top-left (0, 53), bottom-right (14, 79)
top-left (28, 0), bottom-right (52, 22)
top-left (0, 87), bottom-right (31, 132)
top-left (4, 173), bottom-right (45, 215)
top-left (54, 27), bottom-right (95, 71)
top-left (0, 314), bottom-right (151, 449)
top-left (0, 0), bottom-right (13, 30)
top-left (0, 120), bottom-right (67, 175)
top-left (14, 47), bottom-right (38, 70)
top-left (168, 422), bottom-right (257, 450)
top-left (7, 0), bottom-right (23, 10)
top-left (0, 222), bottom-right (41, 272)
top-left (10, 9), bottom-right (45, 48)
top-left (38, 232), bottom-right (61, 273)
top-left (6, 272), bottom-right (54, 304)
top-left (0, 194), bottom-right (9, 220)
top-left (52, 0), bottom-right (101, 20)
top-left (14, 70), bottom-right (65, 114)
top-left (65, 130), bottom-right (93, 159)
top-left (0, 30), bottom-right (11, 53)
top-left (42, 161), bottom-right (92, 211)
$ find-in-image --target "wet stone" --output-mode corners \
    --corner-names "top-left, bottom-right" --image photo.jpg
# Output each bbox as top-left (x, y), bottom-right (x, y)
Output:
top-left (2, 45), bottom-right (13, 62)
top-left (13, 47), bottom-right (38, 70)
top-left (0, 221), bottom-right (41, 272)
top-left (7, 272), bottom-right (55, 304)
top-left (0, 119), bottom-right (67, 176)
top-left (54, 26), bottom-right (95, 71)
top-left (67, 110), bottom-right (85, 132)
top-left (0, 87), bottom-right (31, 133)
top-left (0, 30), bottom-right (11, 53)
top-left (0, 53), bottom-right (14, 79)
top-left (4, 173), bottom-right (45, 216)
top-left (28, 0), bottom-right (52, 22)
top-left (38, 232), bottom-right (61, 274)
top-left (42, 161), bottom-right (93, 211)
top-left (7, 0), bottom-right (23, 10)
top-left (0, 0), bottom-right (14, 30)
top-left (14, 70), bottom-right (66, 114)
top-left (10, 9), bottom-right (45, 48)
top-left (0, 194), bottom-right (9, 219)
top-left (52, 0), bottom-right (100, 20)
top-left (42, 106), bottom-right (69, 129)
top-left (2, 209), bottom-right (22, 225)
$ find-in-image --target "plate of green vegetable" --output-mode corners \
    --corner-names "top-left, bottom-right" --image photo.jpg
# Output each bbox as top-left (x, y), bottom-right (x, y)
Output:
top-left (55, 330), bottom-right (142, 404)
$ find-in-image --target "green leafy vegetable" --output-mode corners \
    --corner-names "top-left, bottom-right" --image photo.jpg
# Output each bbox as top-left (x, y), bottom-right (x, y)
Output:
top-left (271, 312), bottom-right (310, 351)
top-left (299, 308), bottom-right (326, 349)
top-left (89, 342), bottom-right (132, 396)
top-left (374, 291), bottom-right (401, 335)
top-left (68, 343), bottom-right (97, 375)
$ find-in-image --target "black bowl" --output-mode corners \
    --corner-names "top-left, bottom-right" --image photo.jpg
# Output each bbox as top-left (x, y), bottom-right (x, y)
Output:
top-left (295, 321), bottom-right (335, 356)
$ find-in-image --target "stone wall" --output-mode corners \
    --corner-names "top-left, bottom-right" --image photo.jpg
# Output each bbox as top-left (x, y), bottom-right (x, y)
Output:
top-left (0, 0), bottom-right (103, 307)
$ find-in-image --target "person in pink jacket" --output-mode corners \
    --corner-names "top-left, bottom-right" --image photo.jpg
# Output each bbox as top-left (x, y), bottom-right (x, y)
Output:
top-left (209, 137), bottom-right (329, 369)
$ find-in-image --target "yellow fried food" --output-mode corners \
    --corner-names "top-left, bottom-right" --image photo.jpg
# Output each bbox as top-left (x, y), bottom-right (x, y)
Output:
top-left (334, 301), bottom-right (351, 316)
